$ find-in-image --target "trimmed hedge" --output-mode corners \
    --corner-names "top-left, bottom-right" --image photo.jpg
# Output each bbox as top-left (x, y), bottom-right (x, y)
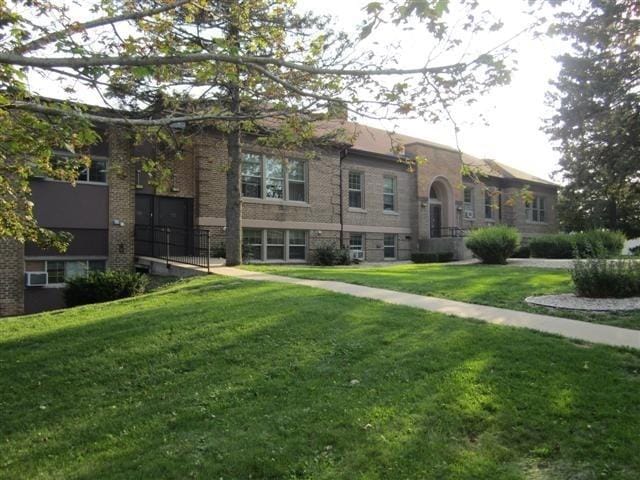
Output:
top-left (572, 258), bottom-right (640, 298)
top-left (511, 245), bottom-right (531, 259)
top-left (411, 252), bottom-right (454, 264)
top-left (64, 271), bottom-right (148, 307)
top-left (530, 230), bottom-right (626, 259)
top-left (465, 226), bottom-right (520, 265)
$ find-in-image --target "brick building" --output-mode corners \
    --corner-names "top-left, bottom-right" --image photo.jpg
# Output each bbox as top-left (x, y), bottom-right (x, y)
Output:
top-left (0, 121), bottom-right (558, 316)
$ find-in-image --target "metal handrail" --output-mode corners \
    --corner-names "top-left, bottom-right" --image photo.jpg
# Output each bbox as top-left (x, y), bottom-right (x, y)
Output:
top-left (431, 227), bottom-right (467, 238)
top-left (134, 224), bottom-right (211, 272)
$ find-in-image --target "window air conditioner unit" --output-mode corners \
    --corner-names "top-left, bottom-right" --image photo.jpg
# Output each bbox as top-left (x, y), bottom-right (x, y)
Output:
top-left (350, 250), bottom-right (365, 261)
top-left (25, 272), bottom-right (48, 287)
top-left (464, 210), bottom-right (474, 219)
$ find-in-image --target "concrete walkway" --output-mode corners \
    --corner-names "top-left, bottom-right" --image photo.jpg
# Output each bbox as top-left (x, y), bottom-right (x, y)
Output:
top-left (215, 267), bottom-right (640, 350)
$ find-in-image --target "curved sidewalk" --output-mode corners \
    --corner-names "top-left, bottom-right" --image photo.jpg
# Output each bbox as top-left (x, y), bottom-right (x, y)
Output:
top-left (215, 267), bottom-right (640, 350)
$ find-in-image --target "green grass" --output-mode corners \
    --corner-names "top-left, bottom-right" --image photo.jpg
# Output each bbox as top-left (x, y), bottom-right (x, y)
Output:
top-left (245, 263), bottom-right (640, 330)
top-left (2, 275), bottom-right (640, 479)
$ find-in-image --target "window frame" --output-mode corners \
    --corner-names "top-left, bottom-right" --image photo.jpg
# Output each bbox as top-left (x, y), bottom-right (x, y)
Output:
top-left (266, 229), bottom-right (286, 260)
top-left (24, 259), bottom-right (107, 287)
top-left (288, 230), bottom-right (307, 261)
top-left (348, 171), bottom-right (364, 209)
top-left (49, 152), bottom-right (108, 185)
top-left (241, 153), bottom-right (307, 203)
top-left (463, 186), bottom-right (475, 218)
top-left (484, 189), bottom-right (495, 220)
top-left (383, 175), bottom-right (397, 212)
top-left (383, 234), bottom-right (397, 260)
top-left (526, 195), bottom-right (547, 223)
top-left (243, 228), bottom-right (264, 261)
top-left (242, 229), bottom-right (308, 263)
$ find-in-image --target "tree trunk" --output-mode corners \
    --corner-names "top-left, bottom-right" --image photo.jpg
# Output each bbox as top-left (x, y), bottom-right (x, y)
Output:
top-left (225, 88), bottom-right (242, 266)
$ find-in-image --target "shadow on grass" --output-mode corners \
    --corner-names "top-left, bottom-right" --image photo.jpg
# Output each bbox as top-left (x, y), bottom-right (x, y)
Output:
top-left (2, 276), bottom-right (640, 479)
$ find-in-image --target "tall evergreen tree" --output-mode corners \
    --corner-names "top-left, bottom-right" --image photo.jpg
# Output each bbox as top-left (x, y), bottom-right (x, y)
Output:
top-left (546, 0), bottom-right (640, 237)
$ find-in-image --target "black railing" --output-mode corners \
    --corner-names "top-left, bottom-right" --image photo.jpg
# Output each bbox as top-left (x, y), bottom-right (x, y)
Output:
top-left (430, 227), bottom-right (467, 238)
top-left (134, 225), bottom-right (211, 272)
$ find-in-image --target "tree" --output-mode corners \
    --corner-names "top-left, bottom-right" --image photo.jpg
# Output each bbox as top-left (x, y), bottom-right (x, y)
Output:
top-left (1, 0), bottom-right (513, 264)
top-left (546, 0), bottom-right (640, 237)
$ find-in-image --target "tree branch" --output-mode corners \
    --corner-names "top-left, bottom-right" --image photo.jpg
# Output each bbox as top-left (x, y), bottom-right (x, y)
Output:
top-left (0, 51), bottom-right (466, 77)
top-left (14, 0), bottom-right (195, 54)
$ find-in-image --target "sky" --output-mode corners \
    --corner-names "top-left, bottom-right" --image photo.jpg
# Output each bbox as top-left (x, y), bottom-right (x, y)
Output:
top-left (298, 0), bottom-right (568, 182)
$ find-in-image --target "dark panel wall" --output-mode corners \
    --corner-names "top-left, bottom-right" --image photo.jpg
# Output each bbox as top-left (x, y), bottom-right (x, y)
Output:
top-left (25, 229), bottom-right (108, 257)
top-left (30, 180), bottom-right (109, 229)
top-left (24, 288), bottom-right (65, 314)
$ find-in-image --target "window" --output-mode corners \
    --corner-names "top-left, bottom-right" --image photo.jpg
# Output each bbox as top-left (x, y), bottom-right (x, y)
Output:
top-left (383, 176), bottom-right (396, 211)
top-left (383, 234), bottom-right (396, 259)
top-left (288, 160), bottom-right (306, 202)
top-left (265, 157), bottom-right (284, 199)
top-left (348, 171), bottom-right (363, 208)
top-left (463, 186), bottom-right (474, 218)
top-left (266, 230), bottom-right (285, 260)
top-left (241, 154), bottom-right (306, 202)
top-left (288, 230), bottom-right (307, 260)
top-left (526, 196), bottom-right (547, 223)
top-left (241, 153), bottom-right (262, 198)
top-left (32, 259), bottom-right (106, 285)
top-left (243, 229), bottom-right (263, 261)
top-left (78, 158), bottom-right (108, 183)
top-left (46, 260), bottom-right (65, 284)
top-left (484, 190), bottom-right (494, 219)
top-left (349, 234), bottom-right (364, 259)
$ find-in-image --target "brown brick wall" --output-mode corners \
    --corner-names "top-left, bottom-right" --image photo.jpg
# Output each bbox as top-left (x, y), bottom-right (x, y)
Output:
top-left (0, 239), bottom-right (24, 316)
top-left (107, 127), bottom-right (136, 271)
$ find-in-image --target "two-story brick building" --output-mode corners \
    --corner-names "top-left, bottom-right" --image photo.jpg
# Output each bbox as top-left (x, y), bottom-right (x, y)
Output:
top-left (0, 121), bottom-right (558, 316)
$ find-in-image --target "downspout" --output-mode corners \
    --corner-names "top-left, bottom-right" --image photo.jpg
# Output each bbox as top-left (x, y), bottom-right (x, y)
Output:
top-left (339, 148), bottom-right (348, 248)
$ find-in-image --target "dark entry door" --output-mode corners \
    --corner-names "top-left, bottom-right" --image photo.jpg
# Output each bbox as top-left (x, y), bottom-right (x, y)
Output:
top-left (430, 204), bottom-right (442, 238)
top-left (134, 194), bottom-right (193, 257)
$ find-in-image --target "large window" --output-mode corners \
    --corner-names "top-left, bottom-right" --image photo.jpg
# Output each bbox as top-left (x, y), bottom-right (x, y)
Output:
top-left (241, 153), bottom-right (262, 198)
top-left (349, 233), bottom-right (364, 260)
top-left (267, 230), bottom-right (285, 260)
top-left (288, 230), bottom-right (307, 260)
top-left (25, 259), bottom-right (106, 286)
top-left (242, 229), bottom-right (307, 262)
top-left (51, 153), bottom-right (108, 184)
top-left (383, 176), bottom-right (396, 212)
top-left (484, 190), bottom-right (494, 219)
top-left (348, 171), bottom-right (363, 208)
top-left (241, 153), bottom-right (306, 202)
top-left (383, 234), bottom-right (397, 259)
top-left (526, 196), bottom-right (546, 223)
top-left (243, 228), bottom-right (263, 261)
top-left (463, 186), bottom-right (474, 218)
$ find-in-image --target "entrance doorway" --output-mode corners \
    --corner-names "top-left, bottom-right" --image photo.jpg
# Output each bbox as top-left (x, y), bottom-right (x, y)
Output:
top-left (134, 194), bottom-right (193, 257)
top-left (430, 203), bottom-right (442, 238)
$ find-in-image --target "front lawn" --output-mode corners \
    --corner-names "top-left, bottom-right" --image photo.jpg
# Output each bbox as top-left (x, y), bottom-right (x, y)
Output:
top-left (2, 275), bottom-right (640, 479)
top-left (246, 263), bottom-right (640, 330)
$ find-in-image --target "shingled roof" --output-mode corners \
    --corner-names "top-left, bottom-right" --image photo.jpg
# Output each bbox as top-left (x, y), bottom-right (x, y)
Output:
top-left (326, 121), bottom-right (557, 187)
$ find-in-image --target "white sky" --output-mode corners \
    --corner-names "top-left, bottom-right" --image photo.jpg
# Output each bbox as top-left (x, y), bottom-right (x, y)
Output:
top-left (298, 0), bottom-right (567, 182)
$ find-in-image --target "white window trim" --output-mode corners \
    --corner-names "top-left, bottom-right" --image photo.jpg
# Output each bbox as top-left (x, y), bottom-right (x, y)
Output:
top-left (348, 171), bottom-right (364, 209)
top-left (349, 233), bottom-right (365, 260)
top-left (484, 189), bottom-right (495, 220)
top-left (51, 151), bottom-right (109, 185)
top-left (383, 234), bottom-right (397, 260)
top-left (383, 175), bottom-right (397, 212)
top-left (244, 229), bottom-right (308, 263)
top-left (242, 153), bottom-right (308, 203)
top-left (526, 195), bottom-right (547, 224)
top-left (463, 186), bottom-right (475, 219)
top-left (25, 259), bottom-right (107, 288)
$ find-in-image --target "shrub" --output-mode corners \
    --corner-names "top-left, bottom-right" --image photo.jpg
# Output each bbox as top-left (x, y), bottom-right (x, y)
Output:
top-left (572, 258), bottom-right (640, 298)
top-left (311, 243), bottom-right (351, 266)
top-left (64, 271), bottom-right (149, 307)
top-left (574, 230), bottom-right (625, 258)
top-left (530, 234), bottom-right (575, 259)
top-left (530, 230), bottom-right (626, 259)
top-left (411, 252), bottom-right (454, 263)
top-left (630, 245), bottom-right (640, 256)
top-left (465, 226), bottom-right (520, 264)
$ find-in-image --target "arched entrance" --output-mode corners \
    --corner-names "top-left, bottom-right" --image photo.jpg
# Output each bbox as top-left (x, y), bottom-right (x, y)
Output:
top-left (428, 177), bottom-right (454, 238)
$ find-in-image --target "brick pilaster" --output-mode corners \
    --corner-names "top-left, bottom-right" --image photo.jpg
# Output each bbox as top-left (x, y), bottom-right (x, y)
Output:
top-left (0, 238), bottom-right (24, 316)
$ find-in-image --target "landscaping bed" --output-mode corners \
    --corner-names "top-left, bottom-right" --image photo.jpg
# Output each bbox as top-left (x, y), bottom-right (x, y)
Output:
top-left (2, 275), bottom-right (640, 479)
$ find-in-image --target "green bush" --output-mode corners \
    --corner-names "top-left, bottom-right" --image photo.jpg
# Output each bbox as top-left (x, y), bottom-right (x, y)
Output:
top-left (465, 226), bottom-right (520, 265)
top-left (574, 230), bottom-right (625, 257)
top-left (630, 245), bottom-right (640, 256)
top-left (411, 252), bottom-right (454, 263)
top-left (530, 230), bottom-right (626, 259)
top-left (311, 243), bottom-right (351, 266)
top-left (64, 271), bottom-right (149, 307)
top-left (572, 258), bottom-right (640, 298)
top-left (530, 234), bottom-right (575, 259)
